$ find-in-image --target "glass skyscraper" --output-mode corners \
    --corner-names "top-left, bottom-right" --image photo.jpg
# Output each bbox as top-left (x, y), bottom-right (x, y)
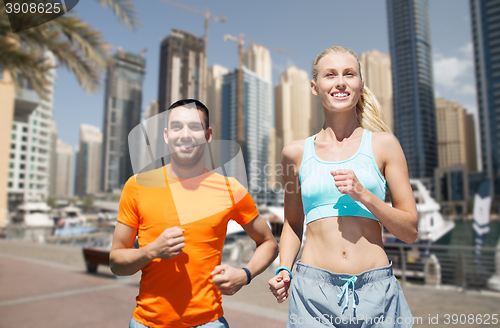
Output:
top-left (387, 0), bottom-right (438, 179)
top-left (221, 67), bottom-right (271, 196)
top-left (470, 0), bottom-right (500, 198)
top-left (101, 51), bottom-right (145, 192)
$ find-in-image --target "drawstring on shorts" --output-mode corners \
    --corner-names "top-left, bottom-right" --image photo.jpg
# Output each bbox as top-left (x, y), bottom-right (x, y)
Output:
top-left (337, 276), bottom-right (358, 313)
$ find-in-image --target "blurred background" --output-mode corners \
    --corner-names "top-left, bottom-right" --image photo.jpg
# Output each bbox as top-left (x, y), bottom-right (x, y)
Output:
top-left (1, 0), bottom-right (500, 327)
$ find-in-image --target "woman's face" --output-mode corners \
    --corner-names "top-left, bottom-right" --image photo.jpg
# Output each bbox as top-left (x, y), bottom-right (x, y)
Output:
top-left (312, 53), bottom-right (364, 113)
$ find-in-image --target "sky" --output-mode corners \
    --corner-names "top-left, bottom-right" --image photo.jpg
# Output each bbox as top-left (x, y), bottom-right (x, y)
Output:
top-left (51, 0), bottom-right (476, 153)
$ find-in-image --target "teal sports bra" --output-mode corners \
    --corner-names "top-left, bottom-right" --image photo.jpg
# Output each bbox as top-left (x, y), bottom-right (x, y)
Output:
top-left (299, 129), bottom-right (387, 224)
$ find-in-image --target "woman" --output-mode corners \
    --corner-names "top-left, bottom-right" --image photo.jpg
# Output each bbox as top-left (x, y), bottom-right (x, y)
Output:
top-left (268, 46), bottom-right (417, 328)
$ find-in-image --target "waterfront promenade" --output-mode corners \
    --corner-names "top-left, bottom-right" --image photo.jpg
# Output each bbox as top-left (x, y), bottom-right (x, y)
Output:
top-left (0, 239), bottom-right (499, 328)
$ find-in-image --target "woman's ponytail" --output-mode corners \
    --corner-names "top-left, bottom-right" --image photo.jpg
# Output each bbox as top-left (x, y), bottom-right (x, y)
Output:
top-left (356, 86), bottom-right (392, 133)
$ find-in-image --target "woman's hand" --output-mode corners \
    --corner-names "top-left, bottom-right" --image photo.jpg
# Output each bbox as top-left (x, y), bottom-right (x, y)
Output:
top-left (268, 270), bottom-right (291, 303)
top-left (331, 169), bottom-right (367, 202)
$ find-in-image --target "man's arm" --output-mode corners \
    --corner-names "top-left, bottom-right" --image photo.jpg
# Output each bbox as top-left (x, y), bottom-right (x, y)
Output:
top-left (240, 215), bottom-right (279, 277)
top-left (109, 222), bottom-right (185, 276)
top-left (211, 215), bottom-right (278, 295)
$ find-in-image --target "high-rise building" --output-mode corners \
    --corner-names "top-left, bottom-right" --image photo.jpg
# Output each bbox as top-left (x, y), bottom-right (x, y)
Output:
top-left (49, 121), bottom-right (57, 196)
top-left (241, 45), bottom-right (274, 200)
top-left (464, 113), bottom-right (478, 173)
top-left (0, 68), bottom-right (17, 226)
top-left (387, 0), bottom-right (438, 179)
top-left (158, 29), bottom-right (204, 113)
top-left (7, 52), bottom-right (56, 211)
top-left (53, 140), bottom-right (72, 198)
top-left (310, 62), bottom-right (324, 135)
top-left (206, 64), bottom-right (229, 140)
top-left (75, 124), bottom-right (102, 197)
top-left (470, 0), bottom-right (500, 197)
top-left (267, 127), bottom-right (277, 188)
top-left (221, 67), bottom-right (272, 197)
top-left (359, 50), bottom-right (394, 131)
top-left (242, 45), bottom-right (272, 83)
top-left (145, 99), bottom-right (159, 119)
top-left (101, 51), bottom-right (145, 192)
top-left (275, 66), bottom-right (311, 166)
top-left (435, 98), bottom-right (477, 172)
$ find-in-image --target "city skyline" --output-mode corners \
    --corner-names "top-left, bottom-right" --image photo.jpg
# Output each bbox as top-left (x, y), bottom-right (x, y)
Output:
top-left (52, 0), bottom-right (476, 152)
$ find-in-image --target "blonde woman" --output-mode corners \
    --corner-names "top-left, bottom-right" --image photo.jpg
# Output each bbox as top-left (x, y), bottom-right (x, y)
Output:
top-left (268, 46), bottom-right (417, 328)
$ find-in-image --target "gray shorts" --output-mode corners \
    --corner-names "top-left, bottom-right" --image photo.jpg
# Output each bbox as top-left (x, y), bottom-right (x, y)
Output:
top-left (287, 262), bottom-right (413, 328)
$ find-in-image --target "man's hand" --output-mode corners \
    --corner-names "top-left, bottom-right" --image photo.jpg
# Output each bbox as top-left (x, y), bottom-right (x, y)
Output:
top-left (148, 226), bottom-right (185, 260)
top-left (211, 264), bottom-right (248, 295)
top-left (268, 270), bottom-right (291, 303)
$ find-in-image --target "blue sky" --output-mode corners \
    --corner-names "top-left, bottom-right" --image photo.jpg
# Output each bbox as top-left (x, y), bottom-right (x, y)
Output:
top-left (52, 0), bottom-right (476, 152)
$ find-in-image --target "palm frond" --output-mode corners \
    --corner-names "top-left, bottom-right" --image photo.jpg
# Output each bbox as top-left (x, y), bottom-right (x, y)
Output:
top-left (93, 0), bottom-right (140, 31)
top-left (0, 37), bottom-right (51, 97)
top-left (0, 0), bottom-right (140, 96)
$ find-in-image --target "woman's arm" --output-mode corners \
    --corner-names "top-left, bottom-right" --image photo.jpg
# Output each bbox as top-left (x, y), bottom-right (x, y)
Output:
top-left (332, 132), bottom-right (418, 244)
top-left (269, 140), bottom-right (306, 302)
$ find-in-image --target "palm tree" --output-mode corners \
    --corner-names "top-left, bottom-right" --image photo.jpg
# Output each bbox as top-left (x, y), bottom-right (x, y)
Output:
top-left (0, 0), bottom-right (140, 95)
top-left (82, 195), bottom-right (94, 213)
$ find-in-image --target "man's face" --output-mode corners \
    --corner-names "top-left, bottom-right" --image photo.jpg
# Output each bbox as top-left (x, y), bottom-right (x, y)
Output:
top-left (164, 106), bottom-right (212, 168)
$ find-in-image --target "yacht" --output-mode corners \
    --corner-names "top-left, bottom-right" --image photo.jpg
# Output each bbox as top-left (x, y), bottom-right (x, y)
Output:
top-left (58, 206), bottom-right (87, 228)
top-left (12, 202), bottom-right (53, 227)
top-left (383, 179), bottom-right (455, 244)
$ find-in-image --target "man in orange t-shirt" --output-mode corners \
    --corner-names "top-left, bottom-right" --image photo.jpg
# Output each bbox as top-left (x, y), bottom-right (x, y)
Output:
top-left (110, 99), bottom-right (278, 328)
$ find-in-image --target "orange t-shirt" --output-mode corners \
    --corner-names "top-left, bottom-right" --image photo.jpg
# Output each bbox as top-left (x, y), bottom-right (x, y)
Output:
top-left (117, 166), bottom-right (259, 328)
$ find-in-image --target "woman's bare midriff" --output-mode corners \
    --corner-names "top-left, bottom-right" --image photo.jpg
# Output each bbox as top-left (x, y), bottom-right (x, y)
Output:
top-left (300, 216), bottom-right (389, 275)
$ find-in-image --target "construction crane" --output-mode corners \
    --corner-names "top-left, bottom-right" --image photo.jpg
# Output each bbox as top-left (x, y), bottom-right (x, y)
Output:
top-left (223, 33), bottom-right (295, 147)
top-left (154, 0), bottom-right (226, 102)
top-left (107, 45), bottom-right (148, 65)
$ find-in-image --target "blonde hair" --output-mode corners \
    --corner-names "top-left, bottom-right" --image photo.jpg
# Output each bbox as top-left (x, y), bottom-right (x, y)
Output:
top-left (312, 46), bottom-right (392, 133)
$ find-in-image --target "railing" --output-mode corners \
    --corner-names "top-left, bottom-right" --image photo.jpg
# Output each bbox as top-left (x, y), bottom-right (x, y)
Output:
top-left (3, 224), bottom-right (116, 248)
top-left (384, 243), bottom-right (498, 290)
top-left (4, 225), bottom-right (498, 291)
top-left (221, 238), bottom-right (498, 291)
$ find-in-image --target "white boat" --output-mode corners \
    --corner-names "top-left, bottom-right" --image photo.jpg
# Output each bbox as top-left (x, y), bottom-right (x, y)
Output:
top-left (12, 202), bottom-right (54, 227)
top-left (384, 179), bottom-right (455, 243)
top-left (58, 206), bottom-right (87, 228)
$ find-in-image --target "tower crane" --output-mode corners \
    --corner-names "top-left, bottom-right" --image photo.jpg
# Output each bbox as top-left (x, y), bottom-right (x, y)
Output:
top-left (223, 34), bottom-right (295, 146)
top-left (154, 0), bottom-right (226, 102)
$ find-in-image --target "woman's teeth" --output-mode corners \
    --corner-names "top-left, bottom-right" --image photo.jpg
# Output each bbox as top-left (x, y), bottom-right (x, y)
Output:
top-left (334, 92), bottom-right (349, 97)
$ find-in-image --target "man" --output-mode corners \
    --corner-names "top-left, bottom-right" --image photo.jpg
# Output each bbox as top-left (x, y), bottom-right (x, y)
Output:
top-left (110, 99), bottom-right (278, 328)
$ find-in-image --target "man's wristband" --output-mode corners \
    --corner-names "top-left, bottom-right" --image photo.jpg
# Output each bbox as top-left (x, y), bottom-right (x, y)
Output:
top-left (242, 267), bottom-right (252, 285)
top-left (276, 266), bottom-right (292, 280)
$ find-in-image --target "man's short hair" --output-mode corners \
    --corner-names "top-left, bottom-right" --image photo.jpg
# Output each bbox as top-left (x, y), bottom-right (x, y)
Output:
top-left (167, 99), bottom-right (210, 130)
